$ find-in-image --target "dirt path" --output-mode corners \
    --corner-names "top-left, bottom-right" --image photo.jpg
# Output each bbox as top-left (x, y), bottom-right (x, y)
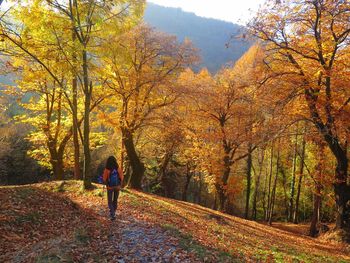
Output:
top-left (68, 191), bottom-right (201, 263)
top-left (92, 206), bottom-right (200, 262)
top-left (7, 210), bottom-right (198, 263)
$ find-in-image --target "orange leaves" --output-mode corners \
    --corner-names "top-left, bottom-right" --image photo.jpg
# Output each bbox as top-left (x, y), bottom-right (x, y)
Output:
top-left (1, 181), bottom-right (349, 262)
top-left (249, 0), bottom-right (350, 133)
top-left (176, 43), bottom-right (275, 206)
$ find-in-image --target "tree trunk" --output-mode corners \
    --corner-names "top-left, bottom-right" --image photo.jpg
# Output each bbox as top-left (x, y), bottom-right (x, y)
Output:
top-left (46, 91), bottom-right (65, 181)
top-left (324, 140), bottom-right (349, 229)
top-left (124, 161), bottom-right (131, 187)
top-left (268, 144), bottom-right (280, 225)
top-left (334, 162), bottom-right (350, 229)
top-left (82, 49), bottom-right (92, 189)
top-left (305, 85), bottom-right (350, 231)
top-left (49, 146), bottom-right (64, 180)
top-left (120, 139), bottom-right (128, 187)
top-left (72, 83), bottom-right (80, 180)
top-left (52, 158), bottom-right (64, 181)
top-left (217, 184), bottom-right (227, 211)
top-left (213, 193), bottom-right (218, 210)
top-left (265, 143), bottom-right (274, 221)
top-left (245, 143), bottom-right (253, 219)
top-left (262, 158), bottom-right (269, 220)
top-left (197, 172), bottom-right (202, 205)
top-left (320, 131), bottom-right (349, 229)
top-left (71, 21), bottom-right (80, 180)
top-left (159, 152), bottom-right (172, 197)
top-left (309, 184), bottom-right (322, 237)
top-left (122, 128), bottom-right (145, 190)
top-left (182, 163), bottom-right (192, 201)
top-left (280, 167), bottom-right (289, 219)
top-left (293, 133), bottom-right (306, 224)
top-left (252, 149), bottom-right (265, 220)
top-left (288, 129), bottom-right (298, 221)
top-left (217, 154), bottom-right (231, 211)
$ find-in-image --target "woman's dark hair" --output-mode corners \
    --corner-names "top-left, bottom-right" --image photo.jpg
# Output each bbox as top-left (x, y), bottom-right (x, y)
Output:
top-left (106, 156), bottom-right (118, 170)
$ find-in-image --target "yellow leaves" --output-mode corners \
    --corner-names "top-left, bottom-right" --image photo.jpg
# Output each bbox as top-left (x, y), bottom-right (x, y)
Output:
top-left (100, 0), bottom-right (145, 34)
top-left (89, 132), bottom-right (108, 150)
top-left (100, 24), bottom-right (197, 134)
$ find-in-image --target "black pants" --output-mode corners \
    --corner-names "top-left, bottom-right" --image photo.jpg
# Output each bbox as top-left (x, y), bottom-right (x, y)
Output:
top-left (107, 189), bottom-right (119, 217)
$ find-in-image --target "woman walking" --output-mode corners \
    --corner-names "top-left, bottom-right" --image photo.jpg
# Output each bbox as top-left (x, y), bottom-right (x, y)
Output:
top-left (103, 156), bottom-right (124, 220)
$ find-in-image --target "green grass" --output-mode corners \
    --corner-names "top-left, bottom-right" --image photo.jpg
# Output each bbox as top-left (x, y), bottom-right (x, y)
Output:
top-left (36, 254), bottom-right (62, 263)
top-left (162, 223), bottom-right (240, 263)
top-left (74, 227), bottom-right (90, 244)
top-left (35, 249), bottom-right (74, 263)
top-left (41, 180), bottom-right (103, 197)
top-left (15, 187), bottom-right (36, 200)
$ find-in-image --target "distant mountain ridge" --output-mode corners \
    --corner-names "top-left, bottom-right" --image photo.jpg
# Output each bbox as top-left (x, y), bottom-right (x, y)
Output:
top-left (144, 3), bottom-right (252, 73)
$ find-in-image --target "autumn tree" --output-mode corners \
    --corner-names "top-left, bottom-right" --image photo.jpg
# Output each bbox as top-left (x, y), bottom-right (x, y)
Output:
top-left (10, 57), bottom-right (106, 181)
top-left (15, 64), bottom-right (74, 180)
top-left (145, 99), bottom-right (208, 200)
top-left (42, 0), bottom-right (145, 188)
top-left (0, 0), bottom-right (145, 188)
top-left (179, 68), bottom-right (253, 211)
top-left (99, 24), bottom-right (197, 189)
top-left (231, 44), bottom-right (274, 218)
top-left (250, 0), bottom-right (350, 233)
top-left (149, 109), bottom-right (186, 197)
top-left (0, 3), bottom-right (76, 179)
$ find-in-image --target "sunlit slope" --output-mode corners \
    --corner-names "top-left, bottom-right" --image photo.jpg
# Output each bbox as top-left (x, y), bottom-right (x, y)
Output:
top-left (124, 189), bottom-right (350, 262)
top-left (1, 181), bottom-right (349, 262)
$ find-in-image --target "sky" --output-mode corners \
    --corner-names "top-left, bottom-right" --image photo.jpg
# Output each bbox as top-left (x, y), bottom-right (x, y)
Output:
top-left (147, 0), bottom-right (266, 25)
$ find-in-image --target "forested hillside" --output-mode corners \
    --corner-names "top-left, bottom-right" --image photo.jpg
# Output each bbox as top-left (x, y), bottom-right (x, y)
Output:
top-left (144, 3), bottom-right (251, 72)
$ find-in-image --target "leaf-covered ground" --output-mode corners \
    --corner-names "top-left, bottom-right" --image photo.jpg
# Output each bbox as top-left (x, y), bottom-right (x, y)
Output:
top-left (1, 181), bottom-right (349, 263)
